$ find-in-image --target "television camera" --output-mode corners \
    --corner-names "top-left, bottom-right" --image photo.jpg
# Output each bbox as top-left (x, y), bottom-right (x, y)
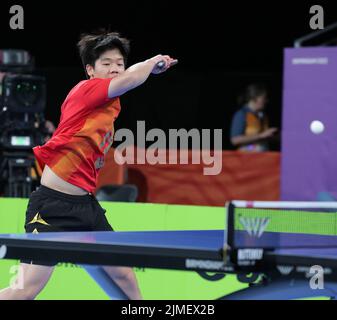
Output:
top-left (0, 49), bottom-right (48, 197)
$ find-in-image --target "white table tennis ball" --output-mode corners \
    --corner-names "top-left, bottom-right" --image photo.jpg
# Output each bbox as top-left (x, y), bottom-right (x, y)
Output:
top-left (310, 120), bottom-right (324, 134)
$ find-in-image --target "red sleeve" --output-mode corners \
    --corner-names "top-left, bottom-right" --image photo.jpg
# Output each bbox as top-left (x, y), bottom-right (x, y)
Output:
top-left (78, 78), bottom-right (112, 109)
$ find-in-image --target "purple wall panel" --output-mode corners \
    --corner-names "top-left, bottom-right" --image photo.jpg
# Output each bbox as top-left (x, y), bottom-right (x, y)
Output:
top-left (281, 47), bottom-right (337, 200)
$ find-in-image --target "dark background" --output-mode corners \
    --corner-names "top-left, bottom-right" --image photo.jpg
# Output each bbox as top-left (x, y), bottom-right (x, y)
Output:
top-left (1, 1), bottom-right (336, 149)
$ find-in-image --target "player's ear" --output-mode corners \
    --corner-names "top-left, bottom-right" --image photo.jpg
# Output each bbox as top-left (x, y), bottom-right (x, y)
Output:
top-left (86, 64), bottom-right (94, 78)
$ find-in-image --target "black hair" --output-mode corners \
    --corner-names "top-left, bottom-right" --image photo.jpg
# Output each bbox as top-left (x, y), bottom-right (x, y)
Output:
top-left (238, 83), bottom-right (268, 106)
top-left (77, 29), bottom-right (130, 77)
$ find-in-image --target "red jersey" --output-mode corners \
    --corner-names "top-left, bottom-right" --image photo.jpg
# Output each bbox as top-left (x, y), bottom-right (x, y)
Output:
top-left (33, 78), bottom-right (121, 193)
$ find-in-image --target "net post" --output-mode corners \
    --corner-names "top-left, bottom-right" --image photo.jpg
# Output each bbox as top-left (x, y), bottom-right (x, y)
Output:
top-left (226, 201), bottom-right (235, 248)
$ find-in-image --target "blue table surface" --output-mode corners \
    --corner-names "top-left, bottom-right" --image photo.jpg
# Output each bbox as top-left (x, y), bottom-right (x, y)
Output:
top-left (0, 230), bottom-right (225, 252)
top-left (1, 230), bottom-right (337, 260)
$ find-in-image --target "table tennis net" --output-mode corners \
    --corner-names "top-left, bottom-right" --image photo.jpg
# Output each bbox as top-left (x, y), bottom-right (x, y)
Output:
top-left (226, 201), bottom-right (337, 249)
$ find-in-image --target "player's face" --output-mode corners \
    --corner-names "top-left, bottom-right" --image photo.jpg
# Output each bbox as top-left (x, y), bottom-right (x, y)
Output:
top-left (87, 49), bottom-right (125, 79)
top-left (254, 94), bottom-right (268, 110)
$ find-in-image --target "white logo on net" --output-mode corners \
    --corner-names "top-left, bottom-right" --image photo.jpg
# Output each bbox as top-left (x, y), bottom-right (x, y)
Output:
top-left (239, 217), bottom-right (270, 238)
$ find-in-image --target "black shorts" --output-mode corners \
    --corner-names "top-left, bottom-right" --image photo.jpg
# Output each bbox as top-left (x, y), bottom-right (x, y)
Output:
top-left (22, 185), bottom-right (113, 266)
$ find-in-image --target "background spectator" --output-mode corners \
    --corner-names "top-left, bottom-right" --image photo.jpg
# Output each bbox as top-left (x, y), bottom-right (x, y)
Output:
top-left (230, 83), bottom-right (278, 152)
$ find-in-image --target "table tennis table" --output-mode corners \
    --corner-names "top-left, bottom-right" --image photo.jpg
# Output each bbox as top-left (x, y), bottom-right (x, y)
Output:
top-left (1, 201), bottom-right (337, 300)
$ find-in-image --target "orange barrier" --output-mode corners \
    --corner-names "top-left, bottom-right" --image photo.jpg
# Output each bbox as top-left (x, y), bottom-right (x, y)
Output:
top-left (97, 148), bottom-right (280, 206)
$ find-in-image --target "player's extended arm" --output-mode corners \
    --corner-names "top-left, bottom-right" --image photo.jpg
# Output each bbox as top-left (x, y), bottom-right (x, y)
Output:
top-left (231, 128), bottom-right (278, 147)
top-left (108, 55), bottom-right (177, 98)
top-left (231, 134), bottom-right (264, 147)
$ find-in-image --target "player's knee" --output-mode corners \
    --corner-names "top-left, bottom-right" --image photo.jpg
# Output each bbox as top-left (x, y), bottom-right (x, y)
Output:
top-left (112, 268), bottom-right (135, 283)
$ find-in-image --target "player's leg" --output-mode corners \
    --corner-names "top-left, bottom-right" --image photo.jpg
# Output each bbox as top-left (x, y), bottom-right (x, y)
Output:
top-left (0, 263), bottom-right (54, 300)
top-left (0, 186), bottom-right (58, 300)
top-left (90, 197), bottom-right (142, 300)
top-left (102, 265), bottom-right (142, 300)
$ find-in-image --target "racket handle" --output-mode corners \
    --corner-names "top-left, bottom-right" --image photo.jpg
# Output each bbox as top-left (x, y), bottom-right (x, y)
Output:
top-left (157, 60), bottom-right (178, 69)
top-left (157, 61), bottom-right (165, 69)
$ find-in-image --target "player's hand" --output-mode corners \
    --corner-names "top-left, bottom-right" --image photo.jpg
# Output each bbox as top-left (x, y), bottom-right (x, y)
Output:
top-left (149, 55), bottom-right (178, 74)
top-left (259, 127), bottom-right (278, 139)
